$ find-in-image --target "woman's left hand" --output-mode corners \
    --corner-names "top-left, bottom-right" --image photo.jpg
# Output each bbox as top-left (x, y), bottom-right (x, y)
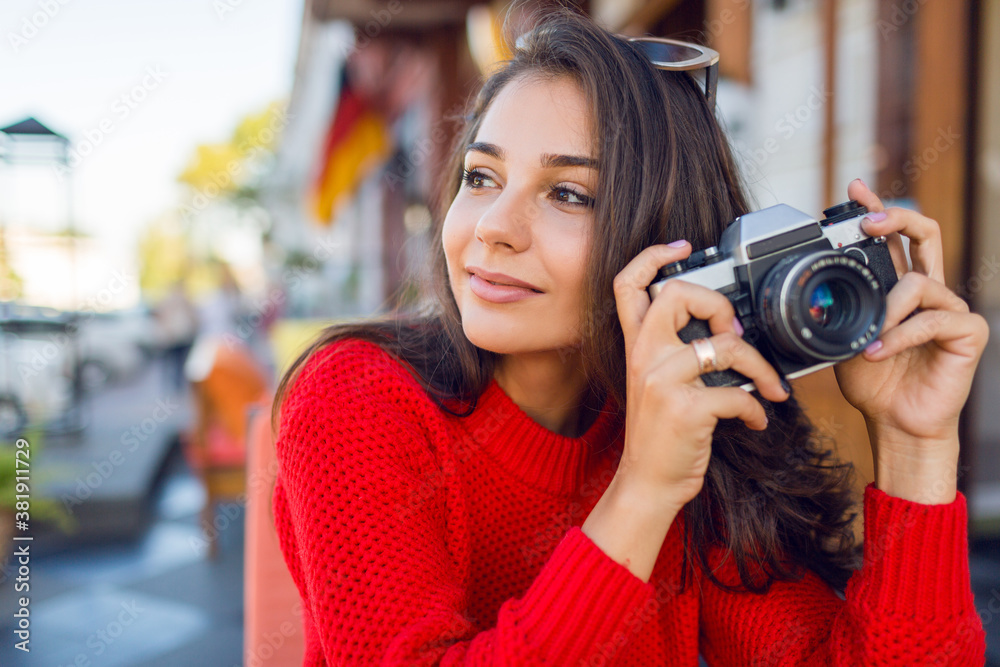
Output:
top-left (833, 180), bottom-right (989, 495)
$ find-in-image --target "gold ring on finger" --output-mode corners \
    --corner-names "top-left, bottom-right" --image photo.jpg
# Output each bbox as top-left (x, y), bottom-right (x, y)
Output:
top-left (691, 338), bottom-right (719, 374)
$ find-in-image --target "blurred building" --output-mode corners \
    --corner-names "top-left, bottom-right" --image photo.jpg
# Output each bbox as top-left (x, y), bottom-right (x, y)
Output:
top-left (261, 1), bottom-right (477, 319)
top-left (261, 0), bottom-right (1000, 531)
top-left (0, 227), bottom-right (140, 311)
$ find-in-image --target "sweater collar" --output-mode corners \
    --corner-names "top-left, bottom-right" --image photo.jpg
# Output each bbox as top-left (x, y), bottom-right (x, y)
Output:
top-left (459, 378), bottom-right (623, 495)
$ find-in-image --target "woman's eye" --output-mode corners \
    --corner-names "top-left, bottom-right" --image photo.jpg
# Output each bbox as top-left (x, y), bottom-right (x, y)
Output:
top-left (462, 168), bottom-right (497, 189)
top-left (549, 185), bottom-right (594, 208)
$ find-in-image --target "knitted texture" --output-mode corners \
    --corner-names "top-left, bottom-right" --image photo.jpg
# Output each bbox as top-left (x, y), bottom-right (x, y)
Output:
top-left (273, 339), bottom-right (986, 666)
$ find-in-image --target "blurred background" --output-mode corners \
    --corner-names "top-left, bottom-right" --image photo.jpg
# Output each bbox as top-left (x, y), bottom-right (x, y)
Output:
top-left (0, 0), bottom-right (997, 664)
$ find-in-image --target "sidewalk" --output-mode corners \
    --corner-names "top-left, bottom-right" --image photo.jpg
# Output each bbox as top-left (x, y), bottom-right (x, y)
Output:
top-left (0, 449), bottom-right (245, 666)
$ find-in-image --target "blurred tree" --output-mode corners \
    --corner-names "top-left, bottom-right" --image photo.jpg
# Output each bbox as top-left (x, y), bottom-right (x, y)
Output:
top-left (137, 212), bottom-right (194, 296)
top-left (137, 100), bottom-right (286, 296)
top-left (177, 100), bottom-right (286, 203)
top-left (0, 231), bottom-right (24, 300)
top-left (178, 143), bottom-right (244, 195)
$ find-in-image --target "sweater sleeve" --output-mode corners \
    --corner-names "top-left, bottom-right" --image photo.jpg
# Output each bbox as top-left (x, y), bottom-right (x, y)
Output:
top-left (272, 340), bottom-right (654, 666)
top-left (698, 483), bottom-right (986, 666)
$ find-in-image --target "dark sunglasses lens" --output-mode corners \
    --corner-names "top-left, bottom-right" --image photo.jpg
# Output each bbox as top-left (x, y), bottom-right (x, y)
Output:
top-left (633, 40), bottom-right (703, 67)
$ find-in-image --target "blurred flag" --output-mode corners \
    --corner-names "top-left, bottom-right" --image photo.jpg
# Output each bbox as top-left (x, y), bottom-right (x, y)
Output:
top-left (309, 67), bottom-right (391, 224)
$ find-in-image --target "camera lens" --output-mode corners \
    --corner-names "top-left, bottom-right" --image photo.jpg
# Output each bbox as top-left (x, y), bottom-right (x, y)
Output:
top-left (807, 280), bottom-right (858, 329)
top-left (758, 251), bottom-right (886, 363)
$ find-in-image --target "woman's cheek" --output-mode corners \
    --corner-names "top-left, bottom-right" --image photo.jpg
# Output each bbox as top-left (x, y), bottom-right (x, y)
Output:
top-left (557, 230), bottom-right (591, 345)
top-left (441, 213), bottom-right (466, 284)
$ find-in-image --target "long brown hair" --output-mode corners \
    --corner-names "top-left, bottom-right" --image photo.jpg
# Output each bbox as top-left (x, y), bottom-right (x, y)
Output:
top-left (274, 7), bottom-right (859, 593)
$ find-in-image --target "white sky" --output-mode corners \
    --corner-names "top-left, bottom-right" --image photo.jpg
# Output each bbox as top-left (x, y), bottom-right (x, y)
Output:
top-left (0, 0), bottom-right (303, 261)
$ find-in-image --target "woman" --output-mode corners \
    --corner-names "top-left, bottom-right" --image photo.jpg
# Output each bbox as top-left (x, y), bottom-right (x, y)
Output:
top-left (272, 9), bottom-right (987, 665)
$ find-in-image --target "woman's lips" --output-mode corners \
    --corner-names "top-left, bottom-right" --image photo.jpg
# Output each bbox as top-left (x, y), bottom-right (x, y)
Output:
top-left (468, 272), bottom-right (543, 304)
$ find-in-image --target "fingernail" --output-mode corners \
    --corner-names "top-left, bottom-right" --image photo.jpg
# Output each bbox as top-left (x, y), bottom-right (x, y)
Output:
top-left (855, 177), bottom-right (868, 189)
top-left (779, 378), bottom-right (791, 395)
top-left (667, 239), bottom-right (688, 248)
top-left (864, 211), bottom-right (887, 223)
top-left (866, 339), bottom-right (884, 354)
top-left (732, 317), bottom-right (744, 336)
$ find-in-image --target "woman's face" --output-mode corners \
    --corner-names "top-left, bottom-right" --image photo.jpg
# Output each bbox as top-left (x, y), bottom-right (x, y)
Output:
top-left (442, 75), bottom-right (597, 356)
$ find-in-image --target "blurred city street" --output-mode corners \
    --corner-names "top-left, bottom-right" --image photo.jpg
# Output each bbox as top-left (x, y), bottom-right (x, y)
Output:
top-left (0, 355), bottom-right (245, 666)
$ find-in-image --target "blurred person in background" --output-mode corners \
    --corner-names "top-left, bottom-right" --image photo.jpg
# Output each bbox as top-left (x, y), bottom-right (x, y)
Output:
top-left (197, 261), bottom-right (246, 341)
top-left (153, 279), bottom-right (200, 393)
top-left (270, 8), bottom-right (987, 665)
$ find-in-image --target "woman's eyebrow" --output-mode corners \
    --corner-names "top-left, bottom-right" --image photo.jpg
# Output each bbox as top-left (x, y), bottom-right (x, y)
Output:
top-left (466, 142), bottom-right (597, 170)
top-left (540, 153), bottom-right (598, 170)
top-left (466, 142), bottom-right (505, 161)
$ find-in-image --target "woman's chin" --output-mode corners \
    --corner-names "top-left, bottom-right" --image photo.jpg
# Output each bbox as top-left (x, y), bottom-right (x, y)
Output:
top-left (461, 321), bottom-right (579, 357)
top-left (460, 321), bottom-right (525, 355)
top-left (461, 328), bottom-right (521, 355)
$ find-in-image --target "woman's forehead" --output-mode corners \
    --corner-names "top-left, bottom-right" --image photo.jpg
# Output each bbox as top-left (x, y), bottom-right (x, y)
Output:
top-left (471, 75), bottom-right (595, 161)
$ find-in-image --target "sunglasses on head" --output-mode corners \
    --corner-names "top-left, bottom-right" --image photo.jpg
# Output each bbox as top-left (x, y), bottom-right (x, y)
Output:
top-left (627, 37), bottom-right (720, 109)
top-left (514, 29), bottom-right (721, 109)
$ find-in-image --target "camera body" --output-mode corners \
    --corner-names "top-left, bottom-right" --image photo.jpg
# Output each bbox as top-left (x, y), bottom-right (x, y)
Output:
top-left (647, 200), bottom-right (898, 391)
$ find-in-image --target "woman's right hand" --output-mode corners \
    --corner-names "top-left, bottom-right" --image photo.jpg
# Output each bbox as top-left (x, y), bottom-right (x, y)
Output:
top-left (611, 242), bottom-right (791, 514)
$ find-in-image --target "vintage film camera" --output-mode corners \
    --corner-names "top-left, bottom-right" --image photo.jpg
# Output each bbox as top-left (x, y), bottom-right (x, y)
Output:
top-left (647, 200), bottom-right (899, 391)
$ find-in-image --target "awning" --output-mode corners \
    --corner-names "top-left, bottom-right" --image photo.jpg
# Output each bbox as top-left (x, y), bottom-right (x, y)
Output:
top-left (310, 0), bottom-right (479, 28)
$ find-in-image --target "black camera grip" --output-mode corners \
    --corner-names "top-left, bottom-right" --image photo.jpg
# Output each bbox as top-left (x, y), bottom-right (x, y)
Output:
top-left (865, 241), bottom-right (899, 296)
top-left (675, 317), bottom-right (754, 389)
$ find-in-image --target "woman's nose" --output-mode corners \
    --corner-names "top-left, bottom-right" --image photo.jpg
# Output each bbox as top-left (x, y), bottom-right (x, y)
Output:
top-left (474, 188), bottom-right (534, 252)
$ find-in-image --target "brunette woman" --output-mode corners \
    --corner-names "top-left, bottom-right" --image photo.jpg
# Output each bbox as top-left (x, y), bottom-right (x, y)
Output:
top-left (273, 9), bottom-right (987, 665)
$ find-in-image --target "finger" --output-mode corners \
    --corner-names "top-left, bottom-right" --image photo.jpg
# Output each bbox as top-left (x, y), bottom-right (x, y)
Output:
top-left (847, 178), bottom-right (885, 214)
top-left (860, 207), bottom-right (945, 283)
top-left (700, 385), bottom-right (770, 431)
top-left (637, 278), bottom-right (740, 352)
top-left (614, 242), bottom-right (692, 354)
top-left (846, 179), bottom-right (913, 278)
top-left (884, 231), bottom-right (909, 279)
top-left (878, 272), bottom-right (969, 334)
top-left (865, 310), bottom-right (989, 363)
top-left (654, 331), bottom-right (789, 403)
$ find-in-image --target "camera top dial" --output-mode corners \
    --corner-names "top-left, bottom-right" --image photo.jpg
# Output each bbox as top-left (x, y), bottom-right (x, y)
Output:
top-left (657, 246), bottom-right (723, 279)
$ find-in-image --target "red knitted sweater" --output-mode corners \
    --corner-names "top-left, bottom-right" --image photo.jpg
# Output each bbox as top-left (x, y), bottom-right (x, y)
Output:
top-left (273, 339), bottom-right (986, 665)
